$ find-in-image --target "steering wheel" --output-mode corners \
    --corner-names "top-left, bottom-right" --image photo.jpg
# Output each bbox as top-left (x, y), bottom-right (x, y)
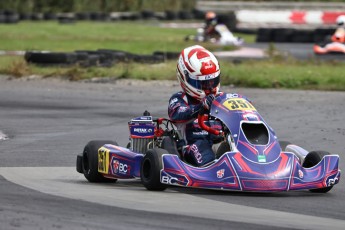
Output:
top-left (197, 113), bottom-right (223, 136)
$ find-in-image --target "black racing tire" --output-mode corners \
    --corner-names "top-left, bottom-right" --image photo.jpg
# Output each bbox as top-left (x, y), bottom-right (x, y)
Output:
top-left (279, 141), bottom-right (291, 151)
top-left (76, 12), bottom-right (91, 20)
top-left (302, 150), bottom-right (333, 193)
top-left (291, 30), bottom-right (314, 43)
top-left (141, 148), bottom-right (168, 191)
top-left (5, 13), bottom-right (20, 23)
top-left (82, 140), bottom-right (118, 183)
top-left (0, 14), bottom-right (5, 23)
top-left (152, 51), bottom-right (180, 60)
top-left (217, 12), bottom-right (237, 31)
top-left (256, 28), bottom-right (273, 42)
top-left (25, 52), bottom-right (77, 65)
top-left (165, 10), bottom-right (178, 20)
top-left (178, 10), bottom-right (193, 20)
top-left (272, 29), bottom-right (295, 42)
top-left (141, 10), bottom-right (155, 19)
top-left (43, 12), bottom-right (57, 20)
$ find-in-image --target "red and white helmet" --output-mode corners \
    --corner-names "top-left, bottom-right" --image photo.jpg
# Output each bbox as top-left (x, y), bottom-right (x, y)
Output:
top-left (336, 15), bottom-right (345, 26)
top-left (176, 45), bottom-right (220, 101)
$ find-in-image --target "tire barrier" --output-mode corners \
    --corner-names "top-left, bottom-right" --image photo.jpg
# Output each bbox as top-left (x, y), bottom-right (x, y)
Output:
top-left (0, 11), bottom-right (20, 24)
top-left (0, 10), bottom-right (212, 24)
top-left (256, 28), bottom-right (336, 43)
top-left (24, 49), bottom-right (177, 67)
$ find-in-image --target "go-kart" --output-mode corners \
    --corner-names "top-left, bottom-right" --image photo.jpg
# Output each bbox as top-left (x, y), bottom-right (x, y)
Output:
top-left (76, 93), bottom-right (340, 193)
top-left (314, 42), bottom-right (345, 54)
top-left (185, 24), bottom-right (243, 46)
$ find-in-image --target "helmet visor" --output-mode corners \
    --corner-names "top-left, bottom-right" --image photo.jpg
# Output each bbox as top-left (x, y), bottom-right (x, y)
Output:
top-left (187, 74), bottom-right (220, 91)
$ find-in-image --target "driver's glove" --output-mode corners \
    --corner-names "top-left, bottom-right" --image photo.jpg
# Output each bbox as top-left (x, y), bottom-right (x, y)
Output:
top-left (202, 94), bottom-right (215, 111)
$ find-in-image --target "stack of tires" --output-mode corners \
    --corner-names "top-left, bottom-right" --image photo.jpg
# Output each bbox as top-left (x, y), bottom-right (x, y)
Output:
top-left (24, 49), bottom-right (179, 67)
top-left (1, 9), bottom-right (208, 23)
top-left (256, 28), bottom-right (336, 43)
top-left (0, 10), bottom-right (20, 24)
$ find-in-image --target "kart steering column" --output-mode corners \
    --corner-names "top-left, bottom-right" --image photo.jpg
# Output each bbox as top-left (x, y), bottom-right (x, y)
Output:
top-left (197, 113), bottom-right (223, 136)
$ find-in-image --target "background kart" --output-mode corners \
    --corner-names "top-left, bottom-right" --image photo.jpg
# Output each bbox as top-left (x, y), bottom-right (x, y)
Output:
top-left (314, 42), bottom-right (345, 54)
top-left (76, 93), bottom-right (340, 193)
top-left (185, 24), bottom-right (244, 46)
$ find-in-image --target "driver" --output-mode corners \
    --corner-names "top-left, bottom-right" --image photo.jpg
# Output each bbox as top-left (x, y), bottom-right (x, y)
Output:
top-left (168, 45), bottom-right (222, 166)
top-left (332, 15), bottom-right (345, 43)
top-left (204, 11), bottom-right (220, 41)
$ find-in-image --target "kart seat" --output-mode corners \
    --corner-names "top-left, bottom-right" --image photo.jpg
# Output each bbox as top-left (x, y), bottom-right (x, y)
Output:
top-left (161, 136), bottom-right (181, 158)
top-left (215, 141), bottom-right (231, 159)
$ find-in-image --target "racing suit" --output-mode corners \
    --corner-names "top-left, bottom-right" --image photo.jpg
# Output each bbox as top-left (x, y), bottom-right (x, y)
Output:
top-left (204, 18), bottom-right (220, 41)
top-left (168, 91), bottom-right (222, 166)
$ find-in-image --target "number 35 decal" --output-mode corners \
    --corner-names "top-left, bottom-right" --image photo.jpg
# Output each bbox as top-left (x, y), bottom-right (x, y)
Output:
top-left (223, 98), bottom-right (256, 111)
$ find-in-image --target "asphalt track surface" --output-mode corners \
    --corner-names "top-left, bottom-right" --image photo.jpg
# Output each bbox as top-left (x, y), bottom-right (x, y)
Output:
top-left (0, 77), bottom-right (344, 230)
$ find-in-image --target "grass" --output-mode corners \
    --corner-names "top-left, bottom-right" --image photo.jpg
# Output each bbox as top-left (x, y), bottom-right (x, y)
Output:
top-left (0, 21), bottom-right (247, 53)
top-left (0, 21), bottom-right (344, 91)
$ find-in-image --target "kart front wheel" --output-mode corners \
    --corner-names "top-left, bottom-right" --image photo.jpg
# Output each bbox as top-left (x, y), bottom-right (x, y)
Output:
top-left (82, 140), bottom-right (118, 183)
top-left (141, 148), bottom-right (168, 191)
top-left (302, 150), bottom-right (333, 193)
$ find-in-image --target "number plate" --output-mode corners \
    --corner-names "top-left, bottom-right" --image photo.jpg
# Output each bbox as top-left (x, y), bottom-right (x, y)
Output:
top-left (223, 98), bottom-right (256, 111)
top-left (98, 147), bottom-right (109, 174)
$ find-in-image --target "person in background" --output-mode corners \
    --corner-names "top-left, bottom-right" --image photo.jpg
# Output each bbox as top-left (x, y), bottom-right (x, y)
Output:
top-left (332, 15), bottom-right (345, 43)
top-left (204, 11), bottom-right (220, 41)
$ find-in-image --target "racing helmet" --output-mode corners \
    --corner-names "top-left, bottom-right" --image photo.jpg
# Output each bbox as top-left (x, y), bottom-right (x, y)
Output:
top-left (176, 45), bottom-right (220, 101)
top-left (336, 15), bottom-right (345, 26)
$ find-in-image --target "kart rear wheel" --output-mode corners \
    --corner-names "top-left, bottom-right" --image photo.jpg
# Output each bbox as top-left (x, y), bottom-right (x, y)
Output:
top-left (83, 140), bottom-right (118, 183)
top-left (141, 148), bottom-right (168, 191)
top-left (302, 150), bottom-right (333, 193)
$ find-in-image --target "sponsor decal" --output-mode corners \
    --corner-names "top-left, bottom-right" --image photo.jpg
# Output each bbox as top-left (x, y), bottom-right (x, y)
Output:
top-left (130, 123), bottom-right (155, 137)
top-left (217, 169), bottom-right (225, 178)
top-left (327, 175), bottom-right (339, 186)
top-left (130, 116), bottom-right (152, 122)
top-left (133, 128), bottom-right (152, 134)
top-left (112, 159), bottom-right (131, 175)
top-left (170, 102), bottom-right (181, 111)
top-left (258, 155), bottom-right (266, 163)
top-left (193, 131), bottom-right (209, 136)
top-left (243, 113), bottom-right (258, 121)
top-left (139, 116), bottom-right (151, 120)
top-left (226, 93), bottom-right (239, 99)
top-left (162, 176), bottom-right (178, 185)
top-left (298, 169), bottom-right (304, 179)
top-left (178, 106), bottom-right (188, 112)
top-left (169, 98), bottom-right (178, 107)
top-left (204, 63), bottom-right (213, 70)
top-left (112, 159), bottom-right (120, 174)
top-left (189, 144), bottom-right (203, 163)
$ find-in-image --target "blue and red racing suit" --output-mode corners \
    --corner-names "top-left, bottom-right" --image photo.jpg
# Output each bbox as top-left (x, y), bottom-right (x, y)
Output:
top-left (168, 91), bottom-right (222, 166)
